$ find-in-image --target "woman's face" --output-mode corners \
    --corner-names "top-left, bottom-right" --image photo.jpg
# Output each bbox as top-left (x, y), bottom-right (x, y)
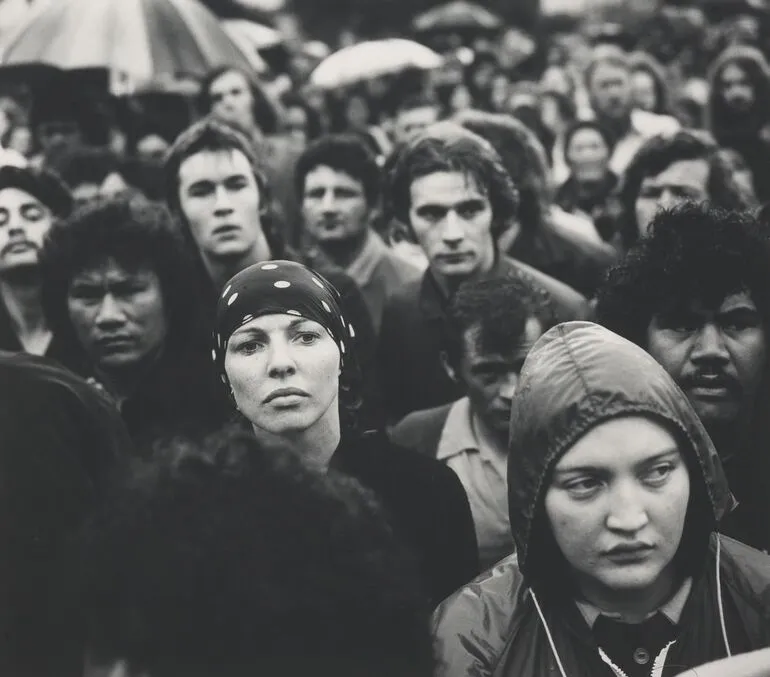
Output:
top-left (545, 416), bottom-right (690, 607)
top-left (209, 70), bottom-right (257, 133)
top-left (631, 70), bottom-right (658, 113)
top-left (566, 127), bottom-right (610, 182)
top-left (224, 313), bottom-right (340, 436)
top-left (345, 95), bottom-right (370, 130)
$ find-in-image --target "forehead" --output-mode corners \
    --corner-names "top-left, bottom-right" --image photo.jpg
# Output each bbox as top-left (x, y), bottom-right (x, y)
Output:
top-left (631, 70), bottom-right (656, 86)
top-left (676, 290), bottom-right (758, 314)
top-left (409, 171), bottom-right (488, 207)
top-left (641, 158), bottom-right (709, 187)
top-left (210, 70), bottom-right (249, 92)
top-left (569, 127), bottom-right (605, 146)
top-left (231, 312), bottom-right (321, 335)
top-left (555, 416), bottom-right (679, 470)
top-left (71, 259), bottom-right (157, 284)
top-left (304, 165), bottom-right (364, 191)
top-left (0, 186), bottom-right (43, 208)
top-left (721, 64), bottom-right (749, 82)
top-left (178, 149), bottom-right (254, 186)
top-left (591, 62), bottom-right (629, 83)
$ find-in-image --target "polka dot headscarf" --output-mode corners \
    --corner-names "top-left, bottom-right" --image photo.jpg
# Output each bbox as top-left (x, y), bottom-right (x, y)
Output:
top-left (213, 260), bottom-right (356, 389)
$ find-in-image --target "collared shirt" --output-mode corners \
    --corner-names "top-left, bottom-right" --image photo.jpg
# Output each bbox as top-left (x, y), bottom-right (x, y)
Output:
top-left (576, 577), bottom-right (693, 628)
top-left (437, 397), bottom-right (515, 569)
top-left (313, 231), bottom-right (421, 335)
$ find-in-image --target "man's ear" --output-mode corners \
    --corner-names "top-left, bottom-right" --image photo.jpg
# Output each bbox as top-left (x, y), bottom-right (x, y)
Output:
top-left (440, 350), bottom-right (459, 383)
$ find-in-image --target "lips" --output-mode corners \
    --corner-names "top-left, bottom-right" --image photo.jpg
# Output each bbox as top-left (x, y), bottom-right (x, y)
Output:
top-left (212, 224), bottom-right (241, 237)
top-left (96, 336), bottom-right (134, 351)
top-left (3, 241), bottom-right (36, 255)
top-left (684, 373), bottom-right (737, 399)
top-left (263, 387), bottom-right (310, 404)
top-left (604, 543), bottom-right (654, 562)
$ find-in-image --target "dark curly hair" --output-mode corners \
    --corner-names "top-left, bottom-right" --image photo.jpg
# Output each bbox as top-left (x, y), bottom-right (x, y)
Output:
top-left (39, 194), bottom-right (202, 353)
top-left (294, 133), bottom-right (381, 207)
top-left (79, 426), bottom-right (434, 677)
top-left (48, 146), bottom-right (122, 192)
top-left (0, 164), bottom-right (73, 218)
top-left (444, 276), bottom-right (556, 371)
top-left (618, 130), bottom-right (751, 251)
top-left (385, 122), bottom-right (519, 242)
top-left (596, 202), bottom-right (770, 349)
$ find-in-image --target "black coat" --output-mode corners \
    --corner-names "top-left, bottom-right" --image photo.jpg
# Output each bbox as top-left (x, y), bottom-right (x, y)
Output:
top-left (331, 429), bottom-right (479, 608)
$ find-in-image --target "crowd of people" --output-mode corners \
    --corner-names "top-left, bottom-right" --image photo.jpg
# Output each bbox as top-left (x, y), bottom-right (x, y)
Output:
top-left (2, 4), bottom-right (770, 676)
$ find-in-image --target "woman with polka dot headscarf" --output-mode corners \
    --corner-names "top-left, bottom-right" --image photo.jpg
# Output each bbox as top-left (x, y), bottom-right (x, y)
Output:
top-left (214, 260), bottom-right (480, 607)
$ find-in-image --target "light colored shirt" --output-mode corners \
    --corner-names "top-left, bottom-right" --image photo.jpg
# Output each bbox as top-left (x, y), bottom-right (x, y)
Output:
top-left (437, 397), bottom-right (515, 569)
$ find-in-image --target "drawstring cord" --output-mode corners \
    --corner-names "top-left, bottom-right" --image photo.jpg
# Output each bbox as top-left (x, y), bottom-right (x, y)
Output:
top-left (530, 589), bottom-right (569, 677)
top-left (530, 539), bottom-right (732, 677)
top-left (715, 535), bottom-right (733, 657)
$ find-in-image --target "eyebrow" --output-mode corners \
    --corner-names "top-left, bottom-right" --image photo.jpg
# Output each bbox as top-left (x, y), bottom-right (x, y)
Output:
top-left (230, 318), bottom-right (310, 338)
top-left (415, 198), bottom-right (485, 210)
top-left (552, 448), bottom-right (680, 476)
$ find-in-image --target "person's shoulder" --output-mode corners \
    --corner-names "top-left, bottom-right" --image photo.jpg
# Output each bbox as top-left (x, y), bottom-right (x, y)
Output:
top-left (719, 535), bottom-right (770, 595)
top-left (390, 403), bottom-right (453, 456)
top-left (632, 109), bottom-right (680, 136)
top-left (381, 272), bottom-right (424, 313)
top-left (432, 556), bottom-right (525, 677)
top-left (499, 256), bottom-right (591, 319)
top-left (546, 214), bottom-right (618, 262)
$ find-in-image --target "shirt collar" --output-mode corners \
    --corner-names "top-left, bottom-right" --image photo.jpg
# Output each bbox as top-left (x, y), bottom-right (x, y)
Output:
top-left (576, 577), bottom-right (693, 628)
top-left (346, 230), bottom-right (387, 287)
top-left (437, 398), bottom-right (479, 461)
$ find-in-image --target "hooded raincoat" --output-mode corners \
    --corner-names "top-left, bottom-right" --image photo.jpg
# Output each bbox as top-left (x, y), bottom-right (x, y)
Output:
top-left (433, 322), bottom-right (770, 677)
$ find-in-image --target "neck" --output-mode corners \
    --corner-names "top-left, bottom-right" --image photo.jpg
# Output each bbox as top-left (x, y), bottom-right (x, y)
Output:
top-left (251, 401), bottom-right (341, 471)
top-left (431, 255), bottom-right (496, 298)
top-left (94, 346), bottom-right (164, 405)
top-left (472, 411), bottom-right (508, 457)
top-left (577, 564), bottom-right (679, 623)
top-left (317, 230), bottom-right (370, 270)
top-left (0, 270), bottom-right (47, 335)
top-left (203, 238), bottom-right (273, 292)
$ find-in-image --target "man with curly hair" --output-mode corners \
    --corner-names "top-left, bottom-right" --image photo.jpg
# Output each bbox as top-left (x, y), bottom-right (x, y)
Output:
top-left (80, 428), bottom-right (435, 677)
top-left (39, 194), bottom-right (230, 446)
top-left (379, 123), bottom-right (590, 422)
top-left (596, 203), bottom-right (770, 551)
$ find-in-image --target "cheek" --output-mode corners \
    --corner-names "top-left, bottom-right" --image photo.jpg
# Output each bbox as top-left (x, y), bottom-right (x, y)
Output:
top-left (646, 334), bottom-right (685, 376)
top-left (546, 495), bottom-right (598, 560)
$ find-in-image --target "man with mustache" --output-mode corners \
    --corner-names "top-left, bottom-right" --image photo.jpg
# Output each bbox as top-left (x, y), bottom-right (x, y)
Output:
top-left (0, 165), bottom-right (76, 363)
top-left (597, 203), bottom-right (770, 552)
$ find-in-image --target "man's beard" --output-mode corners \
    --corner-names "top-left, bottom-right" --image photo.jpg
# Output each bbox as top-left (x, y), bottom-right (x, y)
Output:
top-left (0, 262), bottom-right (40, 286)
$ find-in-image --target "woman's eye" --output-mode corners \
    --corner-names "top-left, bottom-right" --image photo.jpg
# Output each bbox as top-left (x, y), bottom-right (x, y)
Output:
top-left (236, 340), bottom-right (262, 354)
top-left (644, 464), bottom-right (674, 486)
top-left (564, 478), bottom-right (602, 498)
top-left (296, 332), bottom-right (320, 345)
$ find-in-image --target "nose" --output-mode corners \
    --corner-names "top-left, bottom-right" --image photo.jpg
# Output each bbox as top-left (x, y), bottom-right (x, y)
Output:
top-left (213, 185), bottom-right (234, 216)
top-left (497, 372), bottom-right (519, 404)
top-left (95, 293), bottom-right (125, 329)
top-left (440, 211), bottom-right (465, 246)
top-left (320, 190), bottom-right (337, 214)
top-left (266, 338), bottom-right (297, 378)
top-left (657, 188), bottom-right (681, 210)
top-left (605, 480), bottom-right (650, 534)
top-left (690, 322), bottom-right (729, 364)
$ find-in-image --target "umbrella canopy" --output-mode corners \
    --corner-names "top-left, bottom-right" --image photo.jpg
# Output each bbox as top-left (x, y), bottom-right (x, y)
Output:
top-left (0, 0), bottom-right (257, 89)
top-left (221, 19), bottom-right (283, 51)
top-left (310, 39), bottom-right (443, 90)
top-left (412, 1), bottom-right (503, 33)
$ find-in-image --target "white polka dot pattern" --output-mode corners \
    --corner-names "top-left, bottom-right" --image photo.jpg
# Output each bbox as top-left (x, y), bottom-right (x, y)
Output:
top-left (274, 280), bottom-right (291, 289)
top-left (261, 263), bottom-right (278, 270)
top-left (222, 284), bottom-right (232, 298)
top-left (227, 292), bottom-right (239, 306)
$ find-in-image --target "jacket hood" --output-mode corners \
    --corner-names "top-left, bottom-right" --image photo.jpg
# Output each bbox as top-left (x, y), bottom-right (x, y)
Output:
top-left (507, 322), bottom-right (734, 581)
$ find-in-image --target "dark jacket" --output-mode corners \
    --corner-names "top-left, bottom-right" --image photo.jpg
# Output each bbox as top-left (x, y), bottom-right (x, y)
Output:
top-left (0, 351), bottom-right (133, 677)
top-left (506, 215), bottom-right (618, 297)
top-left (377, 256), bottom-right (591, 423)
top-left (389, 402), bottom-right (452, 458)
top-left (330, 429), bottom-right (479, 608)
top-left (433, 323), bottom-right (770, 677)
top-left (555, 172), bottom-right (624, 244)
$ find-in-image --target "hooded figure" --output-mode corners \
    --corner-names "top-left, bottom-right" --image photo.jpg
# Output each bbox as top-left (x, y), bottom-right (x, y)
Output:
top-left (433, 322), bottom-right (770, 677)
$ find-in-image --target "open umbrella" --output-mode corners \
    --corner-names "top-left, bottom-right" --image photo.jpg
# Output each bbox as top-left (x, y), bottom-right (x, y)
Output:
top-left (0, 0), bottom-right (257, 90)
top-left (412, 1), bottom-right (503, 33)
top-left (221, 20), bottom-right (276, 72)
top-left (310, 39), bottom-right (443, 90)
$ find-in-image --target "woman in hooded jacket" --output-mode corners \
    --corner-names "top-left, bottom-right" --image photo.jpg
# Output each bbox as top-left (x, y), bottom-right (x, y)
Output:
top-left (433, 321), bottom-right (770, 677)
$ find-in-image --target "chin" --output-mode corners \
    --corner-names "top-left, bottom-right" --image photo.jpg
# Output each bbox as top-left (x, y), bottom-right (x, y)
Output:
top-left (433, 261), bottom-right (479, 279)
top-left (596, 564), bottom-right (666, 592)
top-left (256, 409), bottom-right (319, 436)
top-left (0, 254), bottom-right (38, 271)
top-left (210, 240), bottom-right (254, 258)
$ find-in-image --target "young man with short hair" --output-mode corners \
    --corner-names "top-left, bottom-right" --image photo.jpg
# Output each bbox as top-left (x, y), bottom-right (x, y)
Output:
top-left (379, 123), bottom-right (589, 422)
top-left (391, 278), bottom-right (550, 568)
top-left (296, 133), bottom-right (421, 333)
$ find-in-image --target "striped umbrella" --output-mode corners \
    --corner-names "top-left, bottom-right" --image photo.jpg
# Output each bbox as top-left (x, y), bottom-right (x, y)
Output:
top-left (0, 0), bottom-right (256, 89)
